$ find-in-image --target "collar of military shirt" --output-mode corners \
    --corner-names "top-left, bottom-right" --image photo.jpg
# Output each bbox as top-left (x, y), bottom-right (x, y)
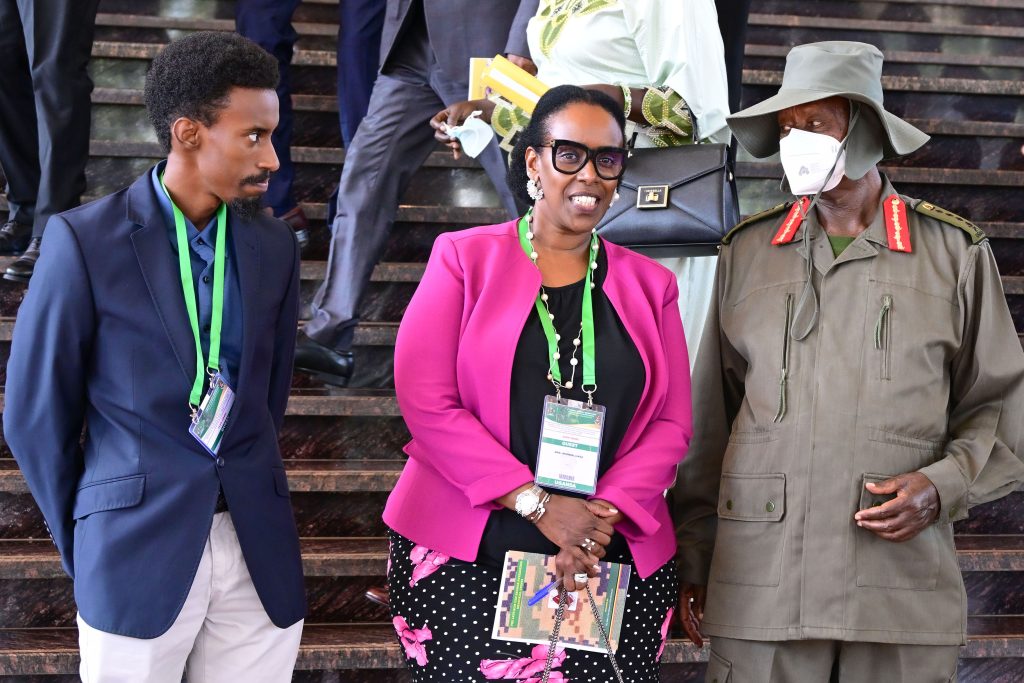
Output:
top-left (771, 178), bottom-right (912, 254)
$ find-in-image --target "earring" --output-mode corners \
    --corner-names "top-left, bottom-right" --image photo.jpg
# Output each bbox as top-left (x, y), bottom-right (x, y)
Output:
top-left (609, 191), bottom-right (620, 207)
top-left (527, 177), bottom-right (544, 201)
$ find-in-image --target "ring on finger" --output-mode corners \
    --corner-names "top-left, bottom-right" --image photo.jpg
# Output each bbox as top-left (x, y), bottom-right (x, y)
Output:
top-left (573, 572), bottom-right (589, 584)
top-left (580, 538), bottom-right (596, 552)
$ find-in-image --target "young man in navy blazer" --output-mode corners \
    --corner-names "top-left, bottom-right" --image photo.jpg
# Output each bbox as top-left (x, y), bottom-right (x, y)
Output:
top-left (4, 32), bottom-right (306, 681)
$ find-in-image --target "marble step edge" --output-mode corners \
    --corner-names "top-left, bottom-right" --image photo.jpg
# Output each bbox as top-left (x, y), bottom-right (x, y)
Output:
top-left (0, 537), bottom-right (389, 579)
top-left (3, 534), bottom-right (1023, 580)
top-left (0, 391), bottom-right (400, 418)
top-left (0, 316), bottom-right (396, 346)
top-left (88, 42), bottom-right (1024, 96)
top-left (0, 458), bottom-right (405, 495)
top-left (0, 253), bottom-right (1020, 291)
top-left (745, 44), bottom-right (1024, 70)
top-left (90, 13), bottom-right (1024, 44)
top-left (1, 617), bottom-right (1022, 675)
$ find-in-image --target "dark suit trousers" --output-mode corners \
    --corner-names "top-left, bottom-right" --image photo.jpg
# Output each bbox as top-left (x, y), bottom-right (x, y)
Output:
top-left (236, 0), bottom-right (302, 216)
top-left (0, 0), bottom-right (98, 236)
top-left (338, 0), bottom-right (386, 147)
top-left (304, 15), bottom-right (518, 351)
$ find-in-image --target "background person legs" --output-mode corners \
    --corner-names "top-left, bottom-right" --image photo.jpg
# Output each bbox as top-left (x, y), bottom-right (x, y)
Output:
top-left (337, 0), bottom-right (386, 147)
top-left (2, 0), bottom-right (99, 282)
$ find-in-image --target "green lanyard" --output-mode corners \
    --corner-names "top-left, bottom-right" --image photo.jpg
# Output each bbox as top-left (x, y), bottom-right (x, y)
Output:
top-left (517, 215), bottom-right (598, 399)
top-left (159, 174), bottom-right (228, 410)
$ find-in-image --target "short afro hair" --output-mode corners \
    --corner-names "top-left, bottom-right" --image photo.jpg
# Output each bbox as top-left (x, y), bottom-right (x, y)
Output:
top-left (507, 85), bottom-right (626, 206)
top-left (144, 31), bottom-right (279, 153)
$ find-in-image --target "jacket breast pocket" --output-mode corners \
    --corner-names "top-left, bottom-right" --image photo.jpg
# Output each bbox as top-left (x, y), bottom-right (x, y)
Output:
top-left (855, 472), bottom-right (940, 590)
top-left (72, 474), bottom-right (146, 520)
top-left (710, 473), bottom-right (786, 587)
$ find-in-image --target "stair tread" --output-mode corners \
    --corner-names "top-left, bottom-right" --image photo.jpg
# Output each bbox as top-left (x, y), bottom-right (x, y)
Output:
top-left (0, 457), bottom-right (404, 494)
top-left (3, 535), bottom-right (1024, 580)
top-left (89, 12), bottom-right (1024, 42)
top-left (1, 617), bottom-right (1022, 674)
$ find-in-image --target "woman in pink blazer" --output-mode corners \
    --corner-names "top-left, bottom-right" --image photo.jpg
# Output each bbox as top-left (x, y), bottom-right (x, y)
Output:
top-left (384, 86), bottom-right (692, 681)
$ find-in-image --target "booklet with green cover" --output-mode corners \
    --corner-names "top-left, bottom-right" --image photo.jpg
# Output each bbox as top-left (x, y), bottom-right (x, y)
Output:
top-left (491, 550), bottom-right (631, 653)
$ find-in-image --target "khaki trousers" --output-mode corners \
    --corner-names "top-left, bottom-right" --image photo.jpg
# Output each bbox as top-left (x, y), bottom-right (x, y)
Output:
top-left (706, 637), bottom-right (959, 683)
top-left (77, 513), bottom-right (303, 683)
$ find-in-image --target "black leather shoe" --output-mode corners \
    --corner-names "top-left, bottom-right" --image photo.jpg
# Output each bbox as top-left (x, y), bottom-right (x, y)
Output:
top-left (294, 331), bottom-right (354, 387)
top-left (0, 221), bottom-right (32, 254)
top-left (365, 584), bottom-right (390, 609)
top-left (4, 236), bottom-right (40, 283)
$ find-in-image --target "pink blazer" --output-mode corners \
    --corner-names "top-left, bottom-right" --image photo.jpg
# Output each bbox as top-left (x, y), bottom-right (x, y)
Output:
top-left (383, 220), bottom-right (692, 578)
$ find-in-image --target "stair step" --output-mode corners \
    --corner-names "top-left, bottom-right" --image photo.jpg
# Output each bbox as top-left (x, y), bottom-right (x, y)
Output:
top-left (4, 535), bottom-right (1023, 580)
top-left (1, 617), bottom-right (1022, 675)
top-left (749, 12), bottom-right (1024, 39)
top-left (0, 537), bottom-right (388, 579)
top-left (745, 43), bottom-right (1024, 70)
top-left (0, 458), bottom-right (402, 495)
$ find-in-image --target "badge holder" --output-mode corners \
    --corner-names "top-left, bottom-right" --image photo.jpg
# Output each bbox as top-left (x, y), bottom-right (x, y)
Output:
top-left (188, 371), bottom-right (235, 456)
top-left (534, 395), bottom-right (605, 495)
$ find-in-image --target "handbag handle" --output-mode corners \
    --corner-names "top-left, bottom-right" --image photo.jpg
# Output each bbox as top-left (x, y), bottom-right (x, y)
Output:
top-left (541, 585), bottom-right (626, 683)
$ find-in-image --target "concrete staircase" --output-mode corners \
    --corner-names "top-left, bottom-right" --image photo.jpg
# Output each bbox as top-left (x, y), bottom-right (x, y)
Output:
top-left (0, 0), bottom-right (1022, 680)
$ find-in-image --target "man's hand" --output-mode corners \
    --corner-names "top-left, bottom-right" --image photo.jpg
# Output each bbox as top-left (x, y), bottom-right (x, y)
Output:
top-left (506, 53), bottom-right (537, 76)
top-left (429, 99), bottom-right (496, 160)
top-left (854, 472), bottom-right (940, 542)
top-left (677, 582), bottom-right (706, 648)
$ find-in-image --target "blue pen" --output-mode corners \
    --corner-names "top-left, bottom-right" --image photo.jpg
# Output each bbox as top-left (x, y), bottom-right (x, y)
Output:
top-left (527, 577), bottom-right (561, 607)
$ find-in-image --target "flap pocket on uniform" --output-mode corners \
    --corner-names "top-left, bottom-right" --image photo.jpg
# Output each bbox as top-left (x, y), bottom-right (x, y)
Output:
top-left (272, 467), bottom-right (291, 498)
top-left (855, 472), bottom-right (940, 590)
top-left (718, 473), bottom-right (785, 521)
top-left (706, 650), bottom-right (733, 683)
top-left (72, 474), bottom-right (145, 519)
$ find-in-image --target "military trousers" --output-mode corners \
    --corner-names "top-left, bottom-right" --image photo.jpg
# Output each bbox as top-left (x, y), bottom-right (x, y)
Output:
top-left (706, 637), bottom-right (959, 683)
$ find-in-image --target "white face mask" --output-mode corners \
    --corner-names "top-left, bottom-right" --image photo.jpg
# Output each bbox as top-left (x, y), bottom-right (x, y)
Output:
top-left (442, 110), bottom-right (495, 158)
top-left (779, 127), bottom-right (847, 196)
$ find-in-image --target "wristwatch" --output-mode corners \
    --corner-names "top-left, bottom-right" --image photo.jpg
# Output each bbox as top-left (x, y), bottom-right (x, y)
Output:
top-left (514, 485), bottom-right (548, 522)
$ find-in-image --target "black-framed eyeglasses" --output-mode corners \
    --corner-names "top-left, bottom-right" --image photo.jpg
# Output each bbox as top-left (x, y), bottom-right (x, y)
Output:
top-left (537, 139), bottom-right (629, 180)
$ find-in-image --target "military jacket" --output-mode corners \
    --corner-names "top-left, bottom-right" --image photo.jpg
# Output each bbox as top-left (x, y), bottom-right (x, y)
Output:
top-left (674, 178), bottom-right (1024, 645)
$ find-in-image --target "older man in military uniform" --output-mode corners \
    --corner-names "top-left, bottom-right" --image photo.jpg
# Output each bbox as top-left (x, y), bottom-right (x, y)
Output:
top-left (673, 41), bottom-right (1024, 682)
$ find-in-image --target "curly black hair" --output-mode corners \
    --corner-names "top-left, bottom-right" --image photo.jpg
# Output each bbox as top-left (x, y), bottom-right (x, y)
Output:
top-left (144, 32), bottom-right (279, 153)
top-left (507, 85), bottom-right (627, 207)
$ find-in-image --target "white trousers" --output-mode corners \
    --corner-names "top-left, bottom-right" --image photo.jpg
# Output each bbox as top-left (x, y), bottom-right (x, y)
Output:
top-left (657, 254), bottom-right (718, 371)
top-left (77, 512), bottom-right (303, 683)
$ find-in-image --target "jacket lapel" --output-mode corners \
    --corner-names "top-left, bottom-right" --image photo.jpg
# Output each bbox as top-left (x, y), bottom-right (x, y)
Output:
top-left (128, 172), bottom-right (198, 389)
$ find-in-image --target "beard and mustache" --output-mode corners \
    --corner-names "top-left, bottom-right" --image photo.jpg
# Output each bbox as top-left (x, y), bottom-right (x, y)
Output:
top-left (230, 171), bottom-right (272, 221)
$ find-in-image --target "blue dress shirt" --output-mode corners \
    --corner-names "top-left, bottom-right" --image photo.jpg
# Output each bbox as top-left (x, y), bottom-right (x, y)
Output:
top-left (150, 164), bottom-right (243, 391)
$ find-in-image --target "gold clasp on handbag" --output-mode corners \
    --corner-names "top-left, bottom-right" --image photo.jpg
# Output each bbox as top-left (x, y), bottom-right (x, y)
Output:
top-left (636, 185), bottom-right (669, 209)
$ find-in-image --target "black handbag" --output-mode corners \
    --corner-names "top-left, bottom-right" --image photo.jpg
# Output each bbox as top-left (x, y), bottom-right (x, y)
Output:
top-left (596, 141), bottom-right (740, 257)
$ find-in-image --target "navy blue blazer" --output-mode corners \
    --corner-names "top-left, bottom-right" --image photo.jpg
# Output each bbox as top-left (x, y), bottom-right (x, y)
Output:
top-left (3, 169), bottom-right (306, 638)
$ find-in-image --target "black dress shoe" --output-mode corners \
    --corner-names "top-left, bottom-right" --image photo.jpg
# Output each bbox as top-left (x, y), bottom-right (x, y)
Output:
top-left (294, 331), bottom-right (354, 387)
top-left (278, 206), bottom-right (311, 254)
top-left (0, 221), bottom-right (32, 254)
top-left (365, 584), bottom-right (390, 609)
top-left (4, 236), bottom-right (40, 283)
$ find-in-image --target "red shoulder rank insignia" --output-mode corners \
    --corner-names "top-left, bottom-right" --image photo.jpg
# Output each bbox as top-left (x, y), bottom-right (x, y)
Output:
top-left (771, 197), bottom-right (810, 245)
top-left (885, 194), bottom-right (912, 253)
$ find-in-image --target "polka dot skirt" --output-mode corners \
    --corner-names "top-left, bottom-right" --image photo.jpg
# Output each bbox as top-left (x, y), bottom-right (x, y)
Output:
top-left (387, 529), bottom-right (678, 682)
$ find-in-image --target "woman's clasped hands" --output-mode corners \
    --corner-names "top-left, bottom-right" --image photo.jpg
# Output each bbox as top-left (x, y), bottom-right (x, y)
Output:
top-left (534, 495), bottom-right (623, 593)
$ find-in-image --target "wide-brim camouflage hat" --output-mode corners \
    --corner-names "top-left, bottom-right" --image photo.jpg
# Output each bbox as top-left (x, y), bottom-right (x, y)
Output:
top-left (727, 42), bottom-right (929, 167)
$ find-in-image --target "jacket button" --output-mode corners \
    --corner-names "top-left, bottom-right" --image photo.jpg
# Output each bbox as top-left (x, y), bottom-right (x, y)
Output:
top-left (216, 457), bottom-right (225, 467)
top-left (766, 501), bottom-right (776, 513)
top-left (725, 500), bottom-right (733, 510)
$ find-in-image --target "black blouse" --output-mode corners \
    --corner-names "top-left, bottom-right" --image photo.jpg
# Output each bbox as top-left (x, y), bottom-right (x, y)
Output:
top-left (477, 246), bottom-right (646, 568)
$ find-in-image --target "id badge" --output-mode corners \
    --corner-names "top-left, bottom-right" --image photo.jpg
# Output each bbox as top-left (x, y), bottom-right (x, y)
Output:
top-left (188, 372), bottom-right (235, 456)
top-left (534, 395), bottom-right (606, 495)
